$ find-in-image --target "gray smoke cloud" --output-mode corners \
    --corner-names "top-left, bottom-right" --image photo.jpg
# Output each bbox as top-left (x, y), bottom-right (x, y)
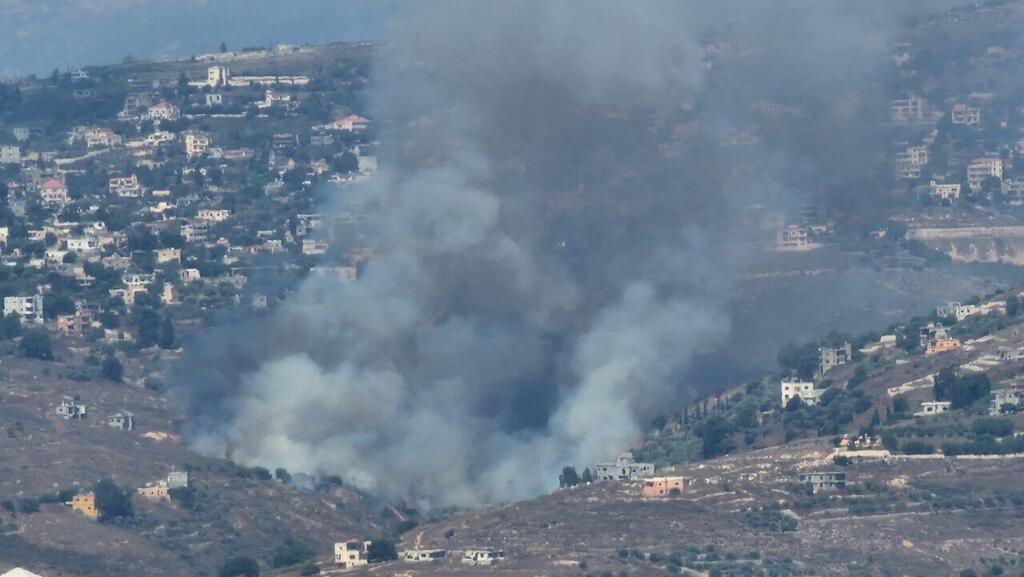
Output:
top-left (178, 1), bottom-right (960, 508)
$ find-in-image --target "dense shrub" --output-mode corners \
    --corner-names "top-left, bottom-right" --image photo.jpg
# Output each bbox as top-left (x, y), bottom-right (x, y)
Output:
top-left (93, 479), bottom-right (133, 522)
top-left (219, 556), bottom-right (260, 577)
top-left (971, 417), bottom-right (1014, 438)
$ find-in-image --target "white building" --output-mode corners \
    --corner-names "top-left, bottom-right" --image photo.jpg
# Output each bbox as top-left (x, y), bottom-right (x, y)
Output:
top-left (594, 453), bottom-right (654, 481)
top-left (334, 540), bottom-right (371, 568)
top-left (890, 96), bottom-right (929, 124)
top-left (0, 145), bottom-right (20, 164)
top-left (4, 295), bottom-right (44, 325)
top-left (914, 401), bottom-right (951, 417)
top-left (196, 208), bottom-right (231, 222)
top-left (896, 145), bottom-right (929, 180)
top-left (39, 179), bottom-right (69, 206)
top-left (775, 225), bottom-right (819, 251)
top-left (144, 131), bottom-right (176, 147)
top-left (109, 175), bottom-right (142, 197)
top-left (205, 93), bottom-right (223, 107)
top-left (66, 237), bottom-right (100, 254)
top-left (401, 549), bottom-right (446, 563)
top-left (967, 157), bottom-right (1003, 191)
top-left (185, 132), bottom-right (211, 157)
top-left (179, 268), bottom-right (201, 283)
top-left (206, 65), bottom-right (231, 88)
top-left (781, 380), bottom-right (824, 406)
top-left (146, 102), bottom-right (180, 121)
top-left (462, 549), bottom-right (505, 566)
top-left (990, 386), bottom-right (1024, 415)
top-left (929, 181), bottom-right (961, 202)
top-left (155, 248), bottom-right (181, 264)
top-left (951, 103), bottom-right (981, 126)
top-left (84, 127), bottom-right (122, 148)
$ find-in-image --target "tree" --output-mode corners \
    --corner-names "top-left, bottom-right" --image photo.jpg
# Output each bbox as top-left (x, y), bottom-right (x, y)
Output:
top-left (882, 431), bottom-right (899, 452)
top-left (892, 395), bottom-right (910, 416)
top-left (271, 538), bottom-right (314, 568)
top-left (220, 41), bottom-right (228, 53)
top-left (934, 367), bottom-right (991, 409)
top-left (776, 342), bottom-right (819, 381)
top-left (158, 316), bottom-right (175, 349)
top-left (972, 417), bottom-right (1014, 438)
top-left (367, 539), bottom-right (397, 562)
top-left (580, 467), bottom-right (594, 484)
top-left (135, 308), bottom-right (160, 348)
top-left (332, 151), bottom-right (359, 174)
top-left (101, 356), bottom-right (124, 382)
top-left (700, 416), bottom-right (736, 460)
top-left (93, 479), bottom-right (133, 522)
top-left (1007, 294), bottom-right (1021, 317)
top-left (19, 330), bottom-right (53, 360)
top-left (559, 466), bottom-right (580, 488)
top-left (219, 556), bottom-right (260, 577)
top-left (785, 396), bottom-right (804, 412)
top-left (274, 468), bottom-right (292, 484)
top-left (1, 314), bottom-right (21, 339)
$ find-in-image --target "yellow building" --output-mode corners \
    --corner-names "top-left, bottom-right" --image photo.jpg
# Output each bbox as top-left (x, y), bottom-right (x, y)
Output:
top-left (71, 492), bottom-right (98, 520)
top-left (926, 338), bottom-right (961, 356)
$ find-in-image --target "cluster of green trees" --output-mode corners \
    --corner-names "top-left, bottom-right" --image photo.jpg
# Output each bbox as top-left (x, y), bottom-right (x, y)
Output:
top-left (93, 479), bottom-right (133, 522)
top-left (743, 504), bottom-right (797, 532)
top-left (933, 366), bottom-right (991, 409)
top-left (559, 466), bottom-right (594, 487)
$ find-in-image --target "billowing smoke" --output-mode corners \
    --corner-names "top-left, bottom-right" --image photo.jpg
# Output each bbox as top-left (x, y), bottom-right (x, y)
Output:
top-left (178, 1), bottom-right (959, 507)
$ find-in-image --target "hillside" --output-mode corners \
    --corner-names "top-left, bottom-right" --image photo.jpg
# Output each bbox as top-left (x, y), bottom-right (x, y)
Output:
top-left (0, 344), bottom-right (397, 577)
top-left (259, 285), bottom-right (1024, 577)
top-left (366, 443), bottom-right (1024, 577)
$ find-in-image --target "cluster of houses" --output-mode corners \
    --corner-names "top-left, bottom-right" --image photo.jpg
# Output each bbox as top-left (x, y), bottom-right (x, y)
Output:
top-left (889, 91), bottom-right (1024, 204)
top-left (67, 470), bottom-right (189, 521)
top-left (54, 396), bottom-right (134, 431)
top-left (332, 540), bottom-right (504, 570)
top-left (0, 59), bottom-right (380, 364)
top-left (778, 341), bottom-right (856, 408)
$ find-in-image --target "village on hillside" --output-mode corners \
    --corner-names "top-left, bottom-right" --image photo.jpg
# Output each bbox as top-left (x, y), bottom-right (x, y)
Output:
top-left (8, 2), bottom-right (1024, 576)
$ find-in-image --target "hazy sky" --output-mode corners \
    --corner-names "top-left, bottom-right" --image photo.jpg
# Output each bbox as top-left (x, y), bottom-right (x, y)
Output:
top-left (0, 0), bottom-right (396, 78)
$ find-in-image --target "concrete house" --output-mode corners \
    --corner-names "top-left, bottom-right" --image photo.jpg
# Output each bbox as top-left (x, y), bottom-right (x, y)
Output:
top-left (951, 103), bottom-right (981, 126)
top-left (108, 175), bottom-right (142, 197)
top-left (799, 471), bottom-right (847, 492)
top-left (137, 481), bottom-right (171, 502)
top-left (914, 401), bottom-right (951, 417)
top-left (0, 145), bottom-right (20, 164)
top-left (167, 471), bottom-right (190, 489)
top-left (401, 549), bottom-right (446, 563)
top-left (780, 380), bottom-right (823, 407)
top-left (819, 342), bottom-right (852, 377)
top-left (39, 179), bottom-right (69, 206)
top-left (594, 453), bottom-right (655, 481)
top-left (56, 398), bottom-right (87, 419)
top-left (462, 549), bottom-right (505, 566)
top-left (642, 476), bottom-right (692, 498)
top-left (991, 385), bottom-right (1024, 415)
top-left (70, 492), bottom-right (98, 520)
top-left (106, 412), bottom-right (134, 431)
top-left (967, 157), bottom-right (1003, 191)
top-left (334, 540), bottom-right (371, 568)
top-left (5, 295), bottom-right (44, 325)
top-left (929, 181), bottom-right (961, 202)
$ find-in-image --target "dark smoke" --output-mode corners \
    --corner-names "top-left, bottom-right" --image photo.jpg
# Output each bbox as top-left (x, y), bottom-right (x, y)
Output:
top-left (178, 1), bottom-right (968, 507)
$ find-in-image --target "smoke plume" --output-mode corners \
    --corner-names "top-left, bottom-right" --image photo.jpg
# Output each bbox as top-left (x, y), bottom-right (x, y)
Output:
top-left (178, 1), bottom-right (959, 507)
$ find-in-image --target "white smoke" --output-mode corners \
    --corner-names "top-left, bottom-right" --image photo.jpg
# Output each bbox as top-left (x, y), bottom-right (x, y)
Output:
top-left (180, 0), bottom-right (932, 508)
